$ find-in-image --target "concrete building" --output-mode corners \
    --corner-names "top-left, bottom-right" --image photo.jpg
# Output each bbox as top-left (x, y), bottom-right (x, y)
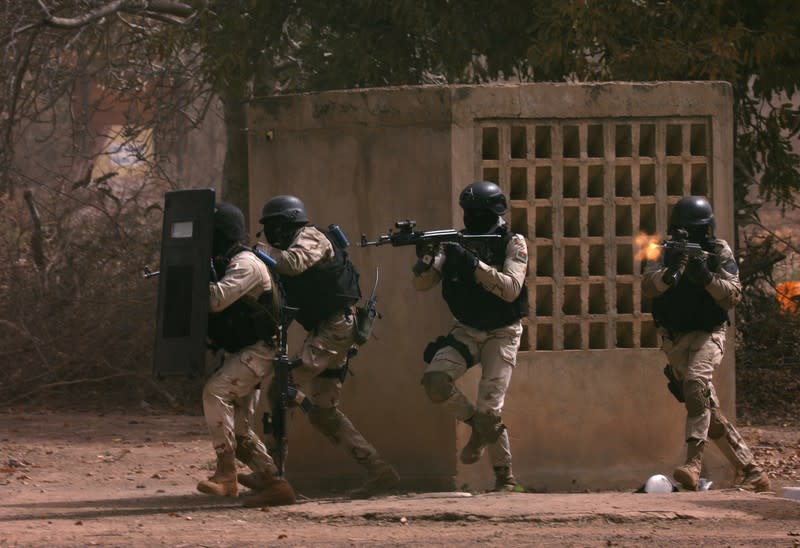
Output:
top-left (246, 82), bottom-right (736, 493)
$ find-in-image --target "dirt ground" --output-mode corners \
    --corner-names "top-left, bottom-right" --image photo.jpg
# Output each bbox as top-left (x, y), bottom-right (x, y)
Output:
top-left (1, 411), bottom-right (798, 547)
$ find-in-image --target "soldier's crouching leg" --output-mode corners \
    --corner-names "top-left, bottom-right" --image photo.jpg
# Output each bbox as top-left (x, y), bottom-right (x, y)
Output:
top-left (708, 409), bottom-right (770, 492)
top-left (309, 406), bottom-right (399, 498)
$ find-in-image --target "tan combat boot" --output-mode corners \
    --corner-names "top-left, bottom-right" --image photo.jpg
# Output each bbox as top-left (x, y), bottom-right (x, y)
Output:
top-left (492, 466), bottom-right (518, 492)
top-left (673, 441), bottom-right (704, 491)
top-left (460, 416), bottom-right (485, 465)
top-left (240, 475), bottom-right (297, 508)
top-left (235, 435), bottom-right (279, 492)
top-left (197, 450), bottom-right (238, 497)
top-left (349, 461), bottom-right (400, 499)
top-left (740, 464), bottom-right (771, 493)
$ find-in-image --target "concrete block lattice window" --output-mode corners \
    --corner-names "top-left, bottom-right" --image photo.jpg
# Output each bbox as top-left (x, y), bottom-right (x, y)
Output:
top-left (480, 119), bottom-right (712, 351)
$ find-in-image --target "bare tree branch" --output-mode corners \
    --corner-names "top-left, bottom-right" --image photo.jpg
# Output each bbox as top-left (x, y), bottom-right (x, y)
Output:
top-left (38, 0), bottom-right (201, 29)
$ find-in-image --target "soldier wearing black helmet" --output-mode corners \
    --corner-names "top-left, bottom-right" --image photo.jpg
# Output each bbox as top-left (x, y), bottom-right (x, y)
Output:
top-left (256, 195), bottom-right (400, 499)
top-left (643, 196), bottom-right (769, 492)
top-left (413, 181), bottom-right (529, 492)
top-left (197, 202), bottom-right (296, 506)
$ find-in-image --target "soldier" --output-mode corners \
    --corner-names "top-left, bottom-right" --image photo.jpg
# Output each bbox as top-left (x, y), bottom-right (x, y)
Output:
top-left (642, 196), bottom-right (770, 492)
top-left (413, 181), bottom-right (529, 492)
top-left (197, 202), bottom-right (296, 506)
top-left (255, 195), bottom-right (400, 498)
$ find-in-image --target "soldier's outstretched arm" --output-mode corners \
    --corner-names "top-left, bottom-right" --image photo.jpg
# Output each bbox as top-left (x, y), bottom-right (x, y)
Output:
top-left (704, 240), bottom-right (742, 309)
top-left (473, 234), bottom-right (527, 302)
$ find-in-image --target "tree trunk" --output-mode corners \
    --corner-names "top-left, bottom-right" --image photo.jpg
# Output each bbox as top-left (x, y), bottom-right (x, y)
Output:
top-left (220, 87), bottom-right (250, 223)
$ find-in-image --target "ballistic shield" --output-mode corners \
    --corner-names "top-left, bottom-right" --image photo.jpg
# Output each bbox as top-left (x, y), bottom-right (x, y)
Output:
top-left (152, 188), bottom-right (215, 377)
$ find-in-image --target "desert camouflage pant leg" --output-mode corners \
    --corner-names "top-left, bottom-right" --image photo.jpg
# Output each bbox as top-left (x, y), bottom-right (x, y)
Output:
top-left (291, 312), bottom-right (380, 466)
top-left (661, 327), bottom-right (754, 468)
top-left (202, 343), bottom-right (275, 470)
top-left (426, 321), bottom-right (522, 467)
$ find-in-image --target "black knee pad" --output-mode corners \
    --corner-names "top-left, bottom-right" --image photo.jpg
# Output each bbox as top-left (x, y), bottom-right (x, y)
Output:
top-left (683, 378), bottom-right (710, 418)
top-left (421, 371), bottom-right (455, 403)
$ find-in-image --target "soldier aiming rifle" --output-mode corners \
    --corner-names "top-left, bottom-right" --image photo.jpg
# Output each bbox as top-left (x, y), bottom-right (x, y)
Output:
top-left (363, 181), bottom-right (530, 492)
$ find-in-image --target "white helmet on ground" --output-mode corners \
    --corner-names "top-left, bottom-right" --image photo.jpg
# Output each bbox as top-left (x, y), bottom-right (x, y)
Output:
top-left (642, 474), bottom-right (677, 493)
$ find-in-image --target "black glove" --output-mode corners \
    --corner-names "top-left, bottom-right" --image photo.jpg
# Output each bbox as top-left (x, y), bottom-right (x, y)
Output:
top-left (661, 248), bottom-right (688, 286)
top-left (413, 243), bottom-right (436, 275)
top-left (443, 243), bottom-right (479, 279)
top-left (685, 255), bottom-right (713, 286)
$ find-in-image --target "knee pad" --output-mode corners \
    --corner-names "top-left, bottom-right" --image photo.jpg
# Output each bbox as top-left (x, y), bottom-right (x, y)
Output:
top-left (421, 371), bottom-right (455, 404)
top-left (683, 378), bottom-right (710, 418)
top-left (708, 408), bottom-right (729, 440)
top-left (308, 406), bottom-right (344, 438)
top-left (473, 411), bottom-right (506, 444)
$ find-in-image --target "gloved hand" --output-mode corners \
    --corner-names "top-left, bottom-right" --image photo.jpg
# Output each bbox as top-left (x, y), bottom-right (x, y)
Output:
top-left (443, 243), bottom-right (479, 279)
top-left (685, 255), bottom-right (713, 286)
top-left (661, 248), bottom-right (688, 286)
top-left (415, 242), bottom-right (435, 259)
top-left (413, 243), bottom-right (437, 275)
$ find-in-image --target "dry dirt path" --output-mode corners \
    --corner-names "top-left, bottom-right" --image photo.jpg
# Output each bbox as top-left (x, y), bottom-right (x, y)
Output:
top-left (1, 412), bottom-right (798, 547)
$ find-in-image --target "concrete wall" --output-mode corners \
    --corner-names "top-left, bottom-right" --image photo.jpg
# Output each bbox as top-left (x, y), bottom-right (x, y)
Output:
top-left (246, 82), bottom-right (736, 493)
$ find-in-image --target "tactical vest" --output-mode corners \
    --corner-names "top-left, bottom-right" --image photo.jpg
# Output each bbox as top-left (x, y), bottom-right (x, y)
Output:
top-left (441, 228), bottom-right (529, 330)
top-left (652, 254), bottom-right (729, 333)
top-left (280, 227), bottom-right (362, 331)
top-left (207, 248), bottom-right (281, 353)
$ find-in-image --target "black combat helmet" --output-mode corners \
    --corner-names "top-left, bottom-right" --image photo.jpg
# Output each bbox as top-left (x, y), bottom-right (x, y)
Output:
top-left (669, 196), bottom-right (715, 231)
top-left (259, 195), bottom-right (309, 225)
top-left (458, 181), bottom-right (508, 215)
top-left (213, 202), bottom-right (247, 242)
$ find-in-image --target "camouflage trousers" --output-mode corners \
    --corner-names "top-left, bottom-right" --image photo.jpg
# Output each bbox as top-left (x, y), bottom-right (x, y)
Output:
top-left (661, 327), bottom-right (754, 469)
top-left (281, 311), bottom-right (382, 469)
top-left (425, 321), bottom-right (523, 468)
top-left (202, 341), bottom-right (276, 471)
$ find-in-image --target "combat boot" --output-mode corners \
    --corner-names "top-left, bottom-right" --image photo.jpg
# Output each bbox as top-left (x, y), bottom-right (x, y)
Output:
top-left (673, 440), bottom-right (704, 491)
top-left (349, 460), bottom-right (400, 499)
top-left (197, 450), bottom-right (238, 497)
top-left (460, 416), bottom-right (485, 465)
top-left (240, 475), bottom-right (297, 508)
top-left (740, 464), bottom-right (771, 493)
top-left (492, 466), bottom-right (518, 492)
top-left (234, 435), bottom-right (279, 492)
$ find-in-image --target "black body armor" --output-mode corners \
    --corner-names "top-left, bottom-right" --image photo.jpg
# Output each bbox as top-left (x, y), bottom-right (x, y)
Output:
top-left (652, 254), bottom-right (728, 333)
top-left (207, 248), bottom-right (280, 353)
top-left (441, 228), bottom-right (528, 330)
top-left (280, 228), bottom-right (362, 331)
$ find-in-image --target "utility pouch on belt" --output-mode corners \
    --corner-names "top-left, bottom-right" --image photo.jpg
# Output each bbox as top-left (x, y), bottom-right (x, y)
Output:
top-left (423, 335), bottom-right (474, 368)
top-left (353, 306), bottom-right (376, 345)
top-left (663, 364), bottom-right (685, 403)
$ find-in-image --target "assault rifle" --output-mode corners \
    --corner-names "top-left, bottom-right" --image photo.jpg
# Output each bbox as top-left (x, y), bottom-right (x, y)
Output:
top-left (360, 220), bottom-right (501, 248)
top-left (360, 220), bottom-right (501, 275)
top-left (263, 305), bottom-right (311, 477)
top-left (659, 229), bottom-right (715, 285)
